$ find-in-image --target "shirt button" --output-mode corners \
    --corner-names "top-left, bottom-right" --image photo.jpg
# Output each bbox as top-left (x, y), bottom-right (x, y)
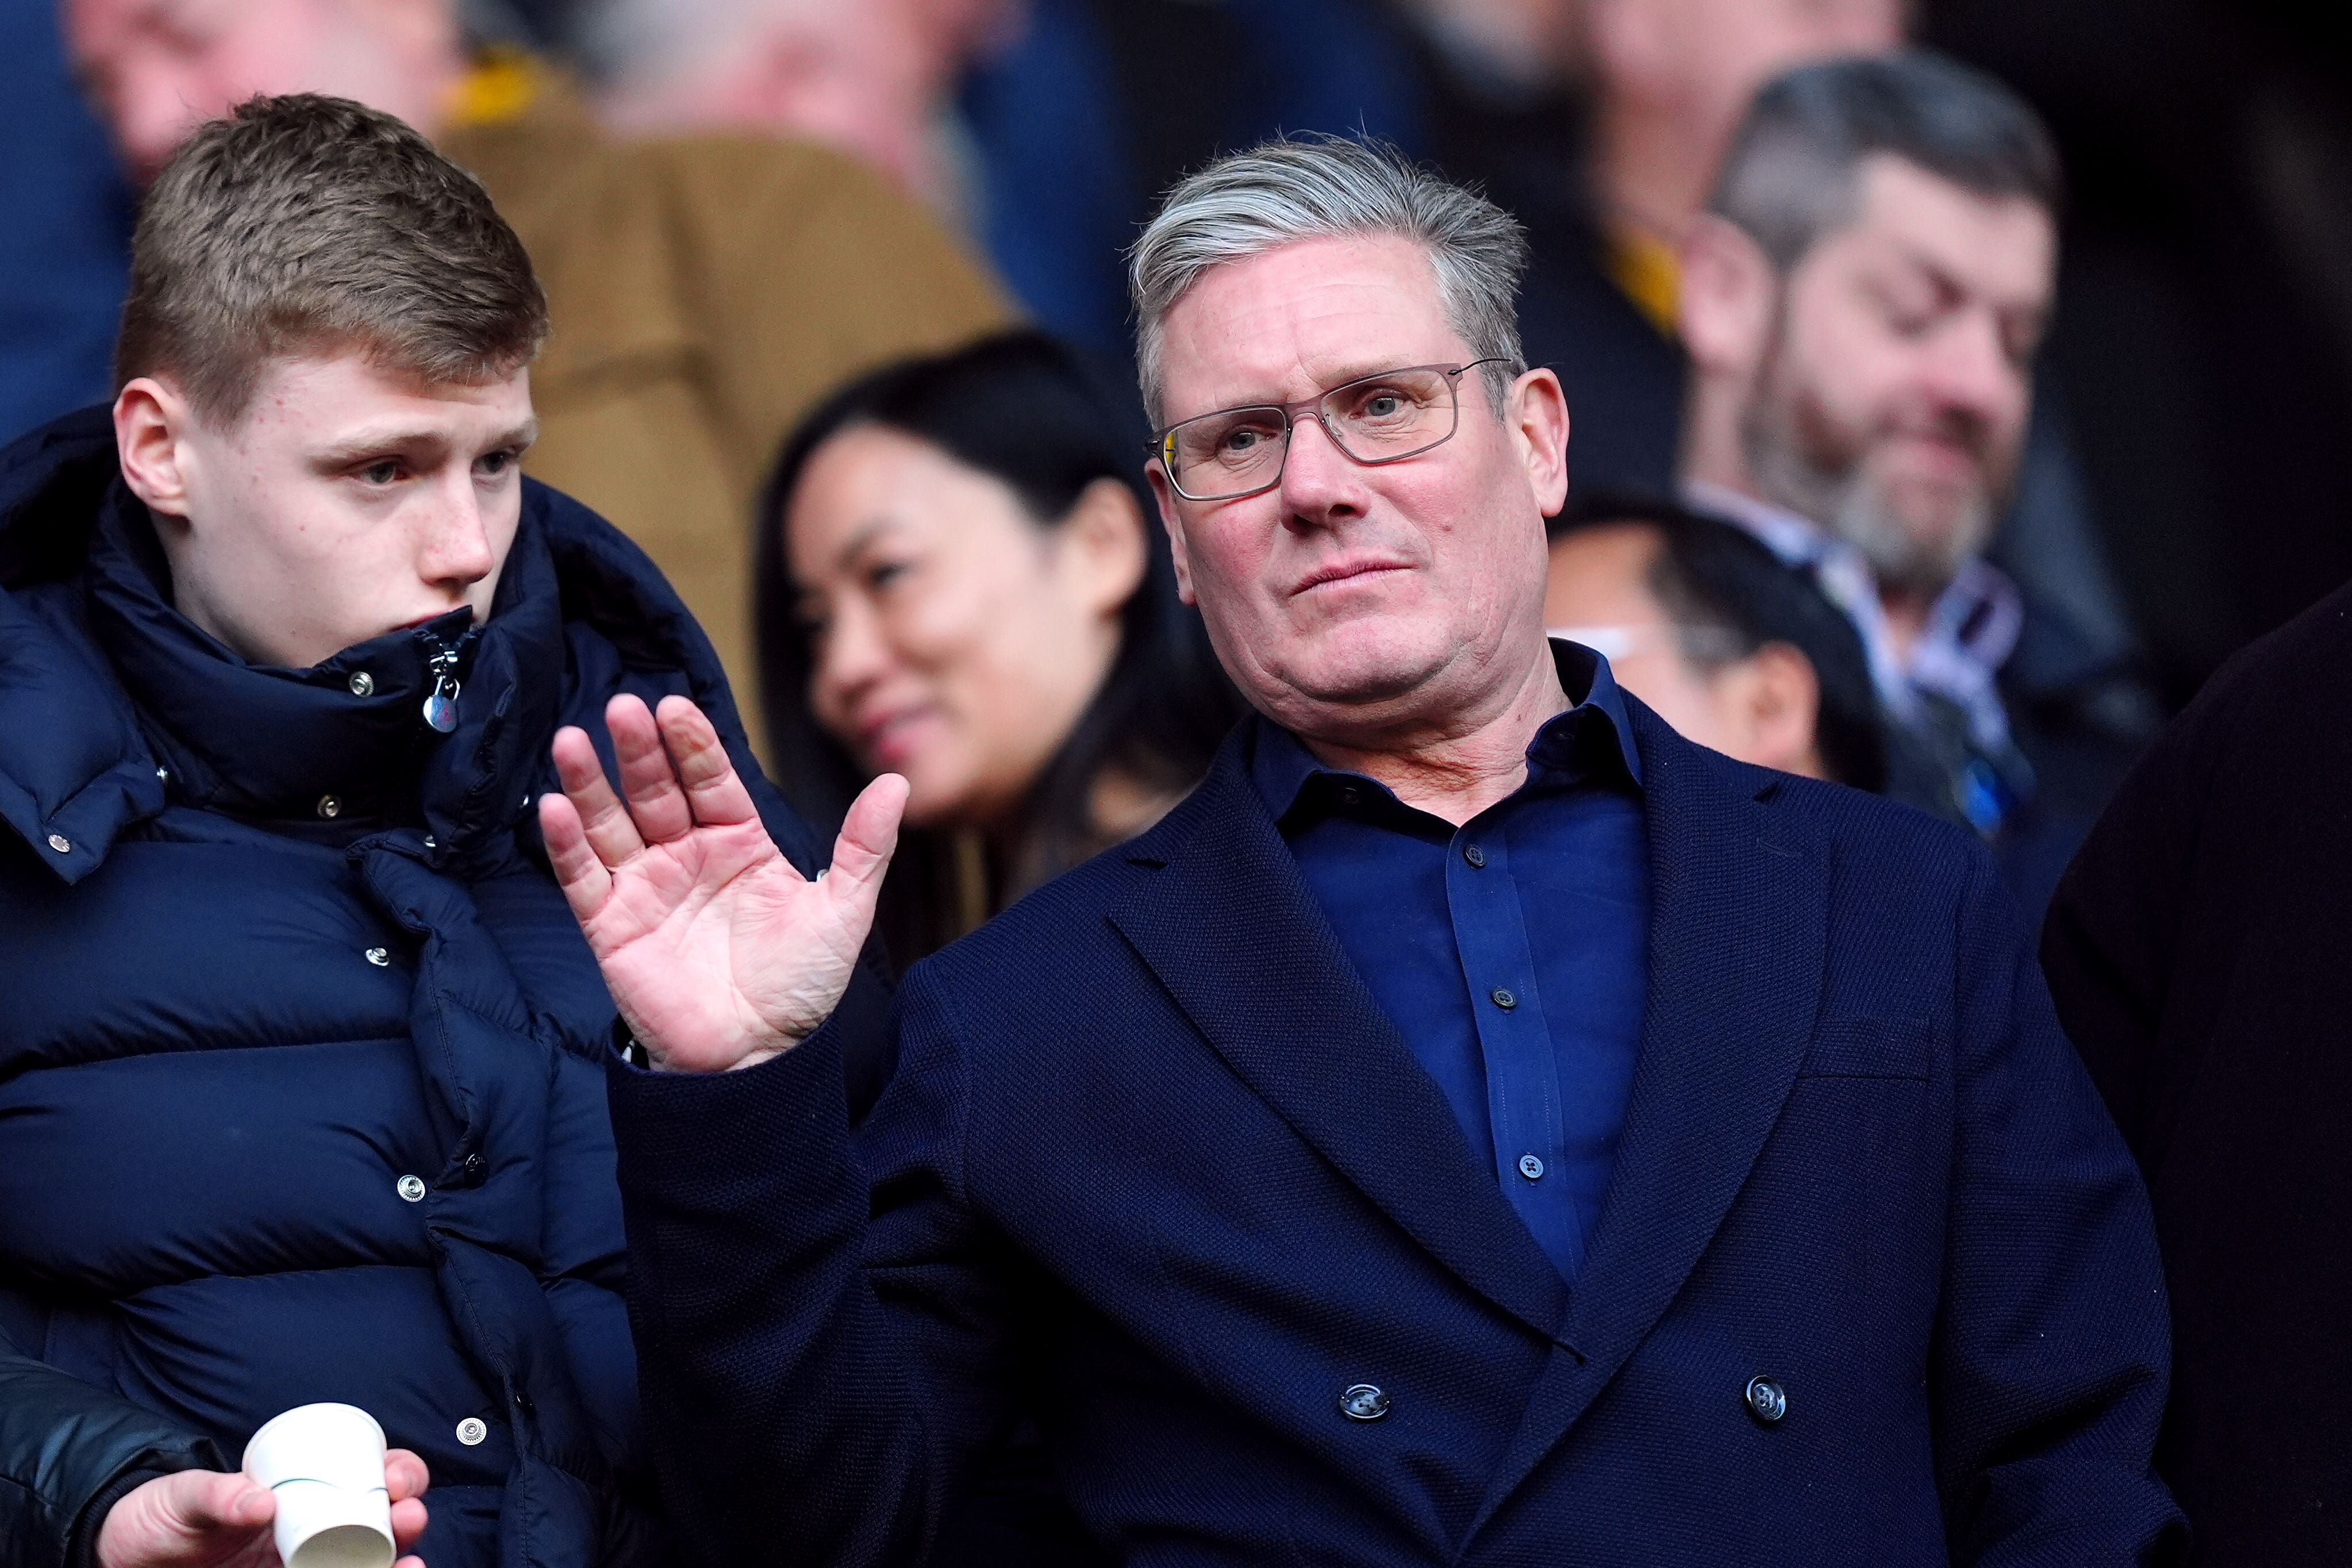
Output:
top-left (1745, 1375), bottom-right (1788, 1425)
top-left (455, 1417), bottom-right (487, 1446)
top-left (1490, 987), bottom-right (1517, 1010)
top-left (316, 794), bottom-right (342, 819)
top-left (365, 947), bottom-right (390, 967)
top-left (463, 1153), bottom-right (487, 1181)
top-left (1338, 1383), bottom-right (1390, 1421)
top-left (45, 834), bottom-right (71, 855)
top-left (1517, 1153), bottom-right (1545, 1181)
top-left (396, 1175), bottom-right (427, 1203)
top-left (348, 671), bottom-right (375, 697)
top-left (1463, 843), bottom-right (1486, 868)
top-left (1338, 785), bottom-right (1362, 807)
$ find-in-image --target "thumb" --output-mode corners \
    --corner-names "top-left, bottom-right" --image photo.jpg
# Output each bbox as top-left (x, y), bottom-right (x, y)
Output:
top-left (169, 1471), bottom-right (275, 1538)
top-left (824, 772), bottom-right (908, 912)
top-left (156, 1476), bottom-right (272, 1542)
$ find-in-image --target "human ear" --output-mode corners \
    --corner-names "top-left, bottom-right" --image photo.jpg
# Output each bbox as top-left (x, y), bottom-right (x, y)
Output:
top-left (113, 377), bottom-right (198, 520)
top-left (1678, 214), bottom-right (1779, 382)
top-left (1505, 367), bottom-right (1571, 518)
top-left (1734, 641), bottom-right (1824, 779)
top-left (1142, 460), bottom-right (1197, 606)
top-left (1061, 477), bottom-right (1149, 619)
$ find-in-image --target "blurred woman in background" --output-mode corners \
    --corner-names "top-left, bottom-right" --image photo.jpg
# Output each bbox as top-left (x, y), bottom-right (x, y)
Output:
top-left (757, 329), bottom-right (1240, 967)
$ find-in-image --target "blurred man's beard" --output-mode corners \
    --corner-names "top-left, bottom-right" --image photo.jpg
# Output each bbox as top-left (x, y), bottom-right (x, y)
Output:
top-left (1741, 338), bottom-right (2005, 598)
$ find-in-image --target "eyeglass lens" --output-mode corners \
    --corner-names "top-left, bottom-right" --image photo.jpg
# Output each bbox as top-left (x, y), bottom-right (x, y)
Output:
top-left (1165, 366), bottom-right (1464, 501)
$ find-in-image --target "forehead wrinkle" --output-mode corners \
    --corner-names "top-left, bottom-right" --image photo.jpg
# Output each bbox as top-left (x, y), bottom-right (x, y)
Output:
top-left (1159, 235), bottom-right (1467, 419)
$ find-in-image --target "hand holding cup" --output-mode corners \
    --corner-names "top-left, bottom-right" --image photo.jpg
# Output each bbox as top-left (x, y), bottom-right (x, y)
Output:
top-left (96, 1417), bottom-right (427, 1568)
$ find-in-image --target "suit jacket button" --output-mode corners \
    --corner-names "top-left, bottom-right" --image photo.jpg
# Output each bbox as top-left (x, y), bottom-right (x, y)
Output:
top-left (1744, 1375), bottom-right (1787, 1424)
top-left (1339, 1383), bottom-right (1390, 1421)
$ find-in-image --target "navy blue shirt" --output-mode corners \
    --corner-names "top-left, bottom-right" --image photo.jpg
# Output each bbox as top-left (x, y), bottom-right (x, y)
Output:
top-left (1252, 641), bottom-right (1650, 1283)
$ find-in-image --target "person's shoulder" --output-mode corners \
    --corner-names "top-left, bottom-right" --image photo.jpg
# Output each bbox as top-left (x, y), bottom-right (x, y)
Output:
top-left (1667, 730), bottom-right (1994, 924)
top-left (607, 130), bottom-right (989, 270)
top-left (2174, 575), bottom-right (2352, 751)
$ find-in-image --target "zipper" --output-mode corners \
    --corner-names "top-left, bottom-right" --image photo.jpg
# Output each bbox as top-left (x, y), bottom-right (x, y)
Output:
top-left (420, 635), bottom-right (465, 733)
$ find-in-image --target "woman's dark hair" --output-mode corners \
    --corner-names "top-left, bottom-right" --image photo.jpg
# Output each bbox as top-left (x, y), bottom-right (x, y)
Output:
top-left (1551, 490), bottom-right (1890, 793)
top-left (755, 329), bottom-right (1242, 966)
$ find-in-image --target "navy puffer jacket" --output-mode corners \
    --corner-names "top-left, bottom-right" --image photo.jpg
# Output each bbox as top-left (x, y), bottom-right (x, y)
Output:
top-left (0, 409), bottom-right (885, 1568)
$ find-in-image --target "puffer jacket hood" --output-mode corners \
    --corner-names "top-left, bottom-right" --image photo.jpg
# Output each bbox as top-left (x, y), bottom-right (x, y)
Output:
top-left (0, 406), bottom-right (848, 1568)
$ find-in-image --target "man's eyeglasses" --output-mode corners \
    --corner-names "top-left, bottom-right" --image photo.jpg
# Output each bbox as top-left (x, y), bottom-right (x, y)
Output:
top-left (1150, 359), bottom-right (1516, 502)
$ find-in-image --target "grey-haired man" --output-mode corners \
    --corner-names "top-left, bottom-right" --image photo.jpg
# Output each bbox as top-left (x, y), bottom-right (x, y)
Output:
top-left (551, 137), bottom-right (2181, 1565)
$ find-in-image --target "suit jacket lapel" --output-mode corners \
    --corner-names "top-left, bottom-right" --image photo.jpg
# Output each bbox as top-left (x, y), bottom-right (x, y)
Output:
top-left (1465, 706), bottom-right (1830, 1543)
top-left (1109, 739), bottom-right (1570, 1344)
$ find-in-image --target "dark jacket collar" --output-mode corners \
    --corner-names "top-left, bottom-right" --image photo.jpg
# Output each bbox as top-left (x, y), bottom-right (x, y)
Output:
top-left (80, 485), bottom-right (530, 837)
top-left (0, 405), bottom-right (744, 884)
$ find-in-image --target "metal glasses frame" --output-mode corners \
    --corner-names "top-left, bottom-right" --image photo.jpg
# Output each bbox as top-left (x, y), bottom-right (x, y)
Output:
top-left (1149, 358), bottom-right (1516, 502)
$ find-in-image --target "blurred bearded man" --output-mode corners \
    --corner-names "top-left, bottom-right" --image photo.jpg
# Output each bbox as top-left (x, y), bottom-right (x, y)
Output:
top-left (1677, 51), bottom-right (2157, 918)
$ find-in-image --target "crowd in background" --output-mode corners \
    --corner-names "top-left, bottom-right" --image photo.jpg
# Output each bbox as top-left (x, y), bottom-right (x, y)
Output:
top-left (6, 1), bottom-right (2352, 1564)
top-left (9, 0), bottom-right (2352, 946)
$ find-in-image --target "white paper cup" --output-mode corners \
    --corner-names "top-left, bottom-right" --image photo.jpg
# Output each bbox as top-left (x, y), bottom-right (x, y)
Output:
top-left (241, 1404), bottom-right (395, 1568)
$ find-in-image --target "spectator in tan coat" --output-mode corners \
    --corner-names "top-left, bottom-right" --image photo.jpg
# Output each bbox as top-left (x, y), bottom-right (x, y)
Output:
top-left (67, 0), bottom-right (1010, 748)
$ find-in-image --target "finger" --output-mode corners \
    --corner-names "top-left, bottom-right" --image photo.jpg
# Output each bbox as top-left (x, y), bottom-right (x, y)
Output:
top-left (390, 1496), bottom-right (429, 1549)
top-left (397, 1559), bottom-right (428, 1568)
top-left (385, 1450), bottom-right (430, 1502)
top-left (551, 718), bottom-right (645, 868)
top-left (654, 695), bottom-right (762, 829)
top-left (612, 693), bottom-right (697, 844)
top-left (823, 772), bottom-right (908, 929)
top-left (537, 791), bottom-right (612, 922)
top-left (174, 1470), bottom-right (275, 1536)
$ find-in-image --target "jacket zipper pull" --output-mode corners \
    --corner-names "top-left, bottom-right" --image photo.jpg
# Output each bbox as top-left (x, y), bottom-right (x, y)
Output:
top-left (422, 645), bottom-right (463, 733)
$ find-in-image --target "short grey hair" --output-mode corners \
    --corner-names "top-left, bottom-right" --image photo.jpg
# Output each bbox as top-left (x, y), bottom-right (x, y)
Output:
top-left (1128, 134), bottom-right (1529, 428)
top-left (1713, 51), bottom-right (2062, 271)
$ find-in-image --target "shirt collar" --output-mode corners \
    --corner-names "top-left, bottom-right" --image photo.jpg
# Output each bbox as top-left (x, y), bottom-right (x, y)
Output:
top-left (1248, 637), bottom-right (1643, 826)
top-left (1680, 478), bottom-right (2024, 745)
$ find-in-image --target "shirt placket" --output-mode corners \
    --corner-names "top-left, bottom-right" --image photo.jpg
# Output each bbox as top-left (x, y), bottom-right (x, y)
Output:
top-left (1447, 808), bottom-right (1579, 1281)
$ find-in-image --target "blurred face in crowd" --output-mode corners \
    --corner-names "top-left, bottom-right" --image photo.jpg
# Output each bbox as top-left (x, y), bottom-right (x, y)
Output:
top-left (113, 350), bottom-right (535, 669)
top-left (1544, 521), bottom-right (1823, 777)
top-left (1688, 155), bottom-right (2055, 593)
top-left (68, 0), bottom-right (461, 183)
top-left (1144, 235), bottom-right (1569, 749)
top-left (599, 0), bottom-right (982, 201)
top-left (787, 426), bottom-right (1146, 830)
top-left (1586, 0), bottom-right (1904, 157)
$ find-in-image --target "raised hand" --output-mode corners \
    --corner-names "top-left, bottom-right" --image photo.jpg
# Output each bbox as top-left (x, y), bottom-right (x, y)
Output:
top-left (98, 1451), bottom-right (429, 1568)
top-left (540, 694), bottom-right (906, 1074)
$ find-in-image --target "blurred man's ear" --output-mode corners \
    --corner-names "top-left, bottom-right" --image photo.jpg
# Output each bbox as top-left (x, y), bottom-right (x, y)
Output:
top-left (1142, 460), bottom-right (1197, 606)
top-left (1678, 214), bottom-right (1779, 382)
top-left (1063, 476), bottom-right (1150, 620)
top-left (1719, 640), bottom-right (1823, 779)
top-left (113, 376), bottom-right (200, 521)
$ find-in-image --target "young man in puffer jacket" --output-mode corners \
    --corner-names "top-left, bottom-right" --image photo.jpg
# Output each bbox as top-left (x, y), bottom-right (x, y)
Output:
top-left (0, 91), bottom-right (889, 1568)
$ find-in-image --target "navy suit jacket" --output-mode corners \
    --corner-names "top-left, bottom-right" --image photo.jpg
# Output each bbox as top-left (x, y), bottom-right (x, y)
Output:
top-left (608, 704), bottom-right (2183, 1566)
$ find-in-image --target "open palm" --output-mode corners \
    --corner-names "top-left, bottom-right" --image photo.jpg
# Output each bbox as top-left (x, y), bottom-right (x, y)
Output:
top-left (540, 695), bottom-right (905, 1074)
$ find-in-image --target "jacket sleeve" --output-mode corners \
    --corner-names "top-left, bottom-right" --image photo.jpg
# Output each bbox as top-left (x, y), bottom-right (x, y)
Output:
top-left (0, 1329), bottom-right (225, 1568)
top-left (605, 960), bottom-right (1019, 1568)
top-left (1932, 852), bottom-right (2188, 1565)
